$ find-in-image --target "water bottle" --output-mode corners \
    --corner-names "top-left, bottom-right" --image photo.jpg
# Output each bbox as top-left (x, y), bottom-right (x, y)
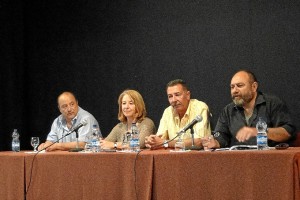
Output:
top-left (12, 129), bottom-right (20, 152)
top-left (91, 124), bottom-right (101, 152)
top-left (256, 117), bottom-right (269, 150)
top-left (84, 134), bottom-right (93, 152)
top-left (130, 123), bottom-right (140, 152)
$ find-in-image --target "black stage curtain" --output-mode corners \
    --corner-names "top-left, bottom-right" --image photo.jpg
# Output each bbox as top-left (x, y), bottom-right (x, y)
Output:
top-left (1, 0), bottom-right (300, 150)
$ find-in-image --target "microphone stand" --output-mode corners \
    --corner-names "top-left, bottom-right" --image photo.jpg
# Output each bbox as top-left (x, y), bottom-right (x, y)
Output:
top-left (186, 127), bottom-right (202, 150)
top-left (69, 129), bottom-right (84, 152)
top-left (191, 127), bottom-right (195, 146)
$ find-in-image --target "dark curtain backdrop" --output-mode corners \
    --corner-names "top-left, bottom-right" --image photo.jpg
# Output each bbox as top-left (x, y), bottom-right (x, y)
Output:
top-left (1, 0), bottom-right (299, 150)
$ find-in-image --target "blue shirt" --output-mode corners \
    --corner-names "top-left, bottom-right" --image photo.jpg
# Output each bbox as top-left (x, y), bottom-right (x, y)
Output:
top-left (46, 107), bottom-right (100, 143)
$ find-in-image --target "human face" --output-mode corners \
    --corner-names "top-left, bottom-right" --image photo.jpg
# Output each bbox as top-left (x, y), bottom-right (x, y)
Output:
top-left (58, 93), bottom-right (79, 122)
top-left (230, 71), bottom-right (257, 107)
top-left (121, 94), bottom-right (136, 120)
top-left (167, 84), bottom-right (190, 117)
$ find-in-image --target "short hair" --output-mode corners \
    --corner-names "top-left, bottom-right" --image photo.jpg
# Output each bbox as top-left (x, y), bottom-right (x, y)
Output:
top-left (166, 79), bottom-right (189, 91)
top-left (117, 89), bottom-right (147, 123)
top-left (235, 70), bottom-right (258, 83)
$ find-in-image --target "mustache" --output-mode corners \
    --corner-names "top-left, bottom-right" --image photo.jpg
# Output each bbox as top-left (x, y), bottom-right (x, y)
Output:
top-left (232, 94), bottom-right (241, 99)
top-left (171, 102), bottom-right (181, 107)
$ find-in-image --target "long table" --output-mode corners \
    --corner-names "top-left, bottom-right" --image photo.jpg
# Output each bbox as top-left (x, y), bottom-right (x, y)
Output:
top-left (24, 151), bottom-right (154, 200)
top-left (151, 149), bottom-right (300, 200)
top-left (0, 152), bottom-right (25, 200)
top-left (1, 148), bottom-right (300, 200)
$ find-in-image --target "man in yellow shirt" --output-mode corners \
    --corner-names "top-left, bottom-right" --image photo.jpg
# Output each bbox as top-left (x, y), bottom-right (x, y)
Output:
top-left (145, 79), bottom-right (211, 149)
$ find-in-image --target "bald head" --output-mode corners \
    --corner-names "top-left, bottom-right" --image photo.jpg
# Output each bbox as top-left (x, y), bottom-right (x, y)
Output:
top-left (230, 70), bottom-right (258, 107)
top-left (57, 92), bottom-right (79, 122)
top-left (232, 70), bottom-right (257, 85)
top-left (57, 92), bottom-right (77, 105)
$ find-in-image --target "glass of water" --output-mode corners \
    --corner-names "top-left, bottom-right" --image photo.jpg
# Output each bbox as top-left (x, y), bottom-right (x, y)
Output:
top-left (31, 137), bottom-right (40, 152)
top-left (121, 132), bottom-right (130, 152)
top-left (83, 135), bottom-right (92, 152)
top-left (174, 137), bottom-right (185, 152)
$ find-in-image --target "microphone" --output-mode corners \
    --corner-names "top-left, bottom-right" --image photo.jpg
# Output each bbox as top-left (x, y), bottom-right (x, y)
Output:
top-left (178, 115), bottom-right (203, 134)
top-left (71, 120), bottom-right (88, 133)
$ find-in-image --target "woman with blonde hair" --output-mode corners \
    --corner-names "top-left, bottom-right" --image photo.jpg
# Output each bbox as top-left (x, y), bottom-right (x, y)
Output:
top-left (101, 89), bottom-right (156, 149)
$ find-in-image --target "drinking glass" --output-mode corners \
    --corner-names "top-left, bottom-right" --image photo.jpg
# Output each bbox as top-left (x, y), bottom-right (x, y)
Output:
top-left (174, 137), bottom-right (185, 152)
top-left (84, 135), bottom-right (93, 152)
top-left (121, 132), bottom-right (130, 152)
top-left (31, 137), bottom-right (40, 152)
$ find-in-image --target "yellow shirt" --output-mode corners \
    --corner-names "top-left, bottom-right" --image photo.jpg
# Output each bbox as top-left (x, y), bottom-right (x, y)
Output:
top-left (157, 99), bottom-right (211, 140)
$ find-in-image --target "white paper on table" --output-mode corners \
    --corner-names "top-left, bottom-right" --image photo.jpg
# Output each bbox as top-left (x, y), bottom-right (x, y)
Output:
top-left (24, 150), bottom-right (46, 154)
top-left (169, 150), bottom-right (191, 153)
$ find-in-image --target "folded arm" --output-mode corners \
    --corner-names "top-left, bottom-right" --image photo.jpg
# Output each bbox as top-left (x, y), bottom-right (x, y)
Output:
top-left (38, 140), bottom-right (86, 151)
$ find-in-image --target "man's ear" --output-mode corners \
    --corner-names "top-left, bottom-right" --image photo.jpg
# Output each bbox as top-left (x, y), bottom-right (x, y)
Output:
top-left (252, 82), bottom-right (258, 91)
top-left (186, 90), bottom-right (191, 99)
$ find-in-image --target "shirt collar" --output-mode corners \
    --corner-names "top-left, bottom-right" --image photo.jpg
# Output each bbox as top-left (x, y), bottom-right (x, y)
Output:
top-left (254, 91), bottom-right (265, 106)
top-left (58, 114), bottom-right (78, 128)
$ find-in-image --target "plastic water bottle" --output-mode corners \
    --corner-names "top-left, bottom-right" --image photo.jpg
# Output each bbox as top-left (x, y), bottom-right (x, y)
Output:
top-left (130, 123), bottom-right (140, 152)
top-left (256, 117), bottom-right (269, 150)
top-left (91, 124), bottom-right (101, 152)
top-left (12, 129), bottom-right (20, 152)
top-left (84, 134), bottom-right (93, 152)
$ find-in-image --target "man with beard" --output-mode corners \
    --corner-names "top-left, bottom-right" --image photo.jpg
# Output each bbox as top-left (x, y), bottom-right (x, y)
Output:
top-left (38, 91), bottom-right (100, 151)
top-left (208, 70), bottom-right (295, 148)
top-left (145, 79), bottom-right (211, 149)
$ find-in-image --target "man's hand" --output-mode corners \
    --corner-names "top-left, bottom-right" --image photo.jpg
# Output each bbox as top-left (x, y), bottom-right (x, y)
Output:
top-left (236, 127), bottom-right (257, 142)
top-left (201, 136), bottom-right (220, 149)
top-left (145, 135), bottom-right (164, 150)
top-left (38, 141), bottom-right (54, 151)
top-left (44, 143), bottom-right (61, 152)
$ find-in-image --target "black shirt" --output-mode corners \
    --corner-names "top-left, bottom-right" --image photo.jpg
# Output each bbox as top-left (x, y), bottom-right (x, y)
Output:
top-left (214, 92), bottom-right (296, 147)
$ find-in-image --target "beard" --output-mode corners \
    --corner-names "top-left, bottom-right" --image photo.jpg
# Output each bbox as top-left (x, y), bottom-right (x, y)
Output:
top-left (233, 98), bottom-right (244, 107)
top-left (232, 92), bottom-right (254, 107)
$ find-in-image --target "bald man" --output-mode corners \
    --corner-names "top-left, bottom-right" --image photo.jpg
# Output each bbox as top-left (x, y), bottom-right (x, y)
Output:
top-left (38, 91), bottom-right (100, 151)
top-left (208, 70), bottom-right (295, 148)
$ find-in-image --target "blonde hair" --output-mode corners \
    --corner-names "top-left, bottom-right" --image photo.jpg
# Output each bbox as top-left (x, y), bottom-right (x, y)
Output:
top-left (117, 89), bottom-right (147, 123)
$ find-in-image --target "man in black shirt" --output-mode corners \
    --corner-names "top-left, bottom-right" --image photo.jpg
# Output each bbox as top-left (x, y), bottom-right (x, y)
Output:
top-left (208, 70), bottom-right (295, 148)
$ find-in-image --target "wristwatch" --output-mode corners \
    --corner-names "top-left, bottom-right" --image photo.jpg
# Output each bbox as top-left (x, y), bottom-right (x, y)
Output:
top-left (114, 142), bottom-right (117, 149)
top-left (163, 140), bottom-right (168, 149)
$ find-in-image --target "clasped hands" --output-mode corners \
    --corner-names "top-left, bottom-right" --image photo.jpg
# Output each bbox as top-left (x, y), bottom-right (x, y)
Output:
top-left (145, 135), bottom-right (164, 149)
